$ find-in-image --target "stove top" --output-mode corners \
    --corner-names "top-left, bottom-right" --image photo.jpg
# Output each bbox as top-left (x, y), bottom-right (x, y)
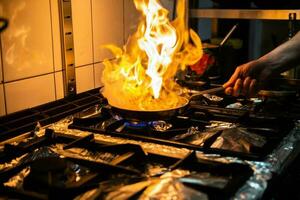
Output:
top-left (69, 93), bottom-right (295, 160)
top-left (0, 130), bottom-right (252, 199)
top-left (0, 87), bottom-right (300, 199)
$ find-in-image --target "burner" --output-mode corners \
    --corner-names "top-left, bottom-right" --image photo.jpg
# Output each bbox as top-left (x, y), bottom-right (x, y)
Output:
top-left (152, 121), bottom-right (173, 132)
top-left (124, 121), bottom-right (149, 129)
top-left (124, 120), bottom-right (173, 132)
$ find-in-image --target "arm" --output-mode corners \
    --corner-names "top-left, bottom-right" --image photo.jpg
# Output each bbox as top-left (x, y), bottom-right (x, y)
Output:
top-left (223, 31), bottom-right (300, 96)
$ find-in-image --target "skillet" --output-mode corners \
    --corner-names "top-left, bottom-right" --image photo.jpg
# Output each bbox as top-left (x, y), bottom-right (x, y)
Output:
top-left (109, 87), bottom-right (224, 121)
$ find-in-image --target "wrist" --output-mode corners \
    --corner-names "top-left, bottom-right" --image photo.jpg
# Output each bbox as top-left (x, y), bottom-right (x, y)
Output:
top-left (255, 56), bottom-right (281, 76)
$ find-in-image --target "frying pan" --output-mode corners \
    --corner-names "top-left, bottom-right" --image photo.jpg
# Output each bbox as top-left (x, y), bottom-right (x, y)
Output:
top-left (109, 86), bottom-right (225, 121)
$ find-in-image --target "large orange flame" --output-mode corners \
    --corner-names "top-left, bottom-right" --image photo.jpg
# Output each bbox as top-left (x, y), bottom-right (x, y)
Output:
top-left (101, 0), bottom-right (203, 111)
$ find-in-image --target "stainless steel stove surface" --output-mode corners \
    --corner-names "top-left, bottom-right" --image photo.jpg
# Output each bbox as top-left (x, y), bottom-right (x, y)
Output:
top-left (0, 87), bottom-right (300, 199)
top-left (69, 90), bottom-right (295, 160)
top-left (0, 132), bottom-right (253, 199)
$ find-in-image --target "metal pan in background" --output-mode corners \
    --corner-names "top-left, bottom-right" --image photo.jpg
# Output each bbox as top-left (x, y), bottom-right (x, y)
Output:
top-left (257, 77), bottom-right (300, 99)
top-left (258, 90), bottom-right (297, 98)
top-left (188, 24), bottom-right (238, 82)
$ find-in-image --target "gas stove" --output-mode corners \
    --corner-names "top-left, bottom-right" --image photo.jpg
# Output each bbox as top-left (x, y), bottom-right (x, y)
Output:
top-left (0, 87), bottom-right (300, 199)
top-left (69, 88), bottom-right (295, 160)
top-left (0, 130), bottom-right (252, 199)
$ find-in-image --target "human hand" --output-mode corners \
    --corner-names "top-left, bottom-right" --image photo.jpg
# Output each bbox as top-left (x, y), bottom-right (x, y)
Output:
top-left (223, 60), bottom-right (274, 97)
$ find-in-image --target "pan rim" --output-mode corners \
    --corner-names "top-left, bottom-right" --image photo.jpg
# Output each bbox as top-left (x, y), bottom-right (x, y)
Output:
top-left (109, 97), bottom-right (189, 112)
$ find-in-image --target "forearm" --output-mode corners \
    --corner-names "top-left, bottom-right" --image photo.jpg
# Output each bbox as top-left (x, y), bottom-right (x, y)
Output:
top-left (255, 31), bottom-right (300, 75)
top-left (223, 31), bottom-right (300, 96)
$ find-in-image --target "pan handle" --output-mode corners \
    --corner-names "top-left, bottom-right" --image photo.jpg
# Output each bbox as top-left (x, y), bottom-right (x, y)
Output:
top-left (189, 86), bottom-right (225, 98)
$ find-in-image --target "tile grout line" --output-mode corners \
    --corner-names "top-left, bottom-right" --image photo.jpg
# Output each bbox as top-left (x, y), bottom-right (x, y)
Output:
top-left (0, 33), bottom-right (8, 115)
top-left (49, 0), bottom-right (58, 100)
top-left (90, 0), bottom-right (96, 89)
top-left (123, 0), bottom-right (126, 45)
top-left (1, 59), bottom-right (108, 85)
top-left (2, 70), bottom-right (63, 85)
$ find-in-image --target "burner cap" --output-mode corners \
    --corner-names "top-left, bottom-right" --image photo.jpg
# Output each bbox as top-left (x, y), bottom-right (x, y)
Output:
top-left (124, 121), bottom-right (148, 129)
top-left (124, 120), bottom-right (172, 132)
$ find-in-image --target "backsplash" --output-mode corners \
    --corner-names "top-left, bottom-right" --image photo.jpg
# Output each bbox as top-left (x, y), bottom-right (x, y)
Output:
top-left (0, 0), bottom-right (173, 116)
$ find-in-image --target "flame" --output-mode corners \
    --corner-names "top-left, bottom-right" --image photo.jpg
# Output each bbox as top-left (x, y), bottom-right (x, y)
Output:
top-left (101, 0), bottom-right (202, 111)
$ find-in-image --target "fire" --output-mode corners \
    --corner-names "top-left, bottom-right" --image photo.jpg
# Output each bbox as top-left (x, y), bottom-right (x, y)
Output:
top-left (101, 0), bottom-right (203, 111)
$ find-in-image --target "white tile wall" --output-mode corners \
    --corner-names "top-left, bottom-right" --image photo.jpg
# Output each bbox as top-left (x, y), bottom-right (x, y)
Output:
top-left (50, 0), bottom-right (62, 72)
top-left (1, 0), bottom-right (54, 82)
top-left (92, 0), bottom-right (124, 62)
top-left (94, 63), bottom-right (104, 88)
top-left (5, 74), bottom-right (56, 114)
top-left (55, 71), bottom-right (64, 100)
top-left (0, 84), bottom-right (5, 116)
top-left (75, 65), bottom-right (94, 93)
top-left (0, 0), bottom-right (152, 116)
top-left (72, 0), bottom-right (93, 67)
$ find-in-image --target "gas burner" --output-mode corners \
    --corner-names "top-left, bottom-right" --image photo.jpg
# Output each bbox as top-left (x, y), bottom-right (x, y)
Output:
top-left (151, 121), bottom-right (173, 132)
top-left (124, 121), bottom-right (149, 129)
top-left (124, 120), bottom-right (173, 132)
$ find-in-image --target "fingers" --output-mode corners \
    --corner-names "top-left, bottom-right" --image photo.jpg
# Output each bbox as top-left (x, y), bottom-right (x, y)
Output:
top-left (233, 78), bottom-right (242, 97)
top-left (224, 77), bottom-right (257, 97)
top-left (223, 63), bottom-right (262, 97)
top-left (225, 87), bottom-right (233, 95)
top-left (223, 66), bottom-right (241, 88)
top-left (249, 79), bottom-right (257, 97)
top-left (242, 76), bottom-right (252, 95)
